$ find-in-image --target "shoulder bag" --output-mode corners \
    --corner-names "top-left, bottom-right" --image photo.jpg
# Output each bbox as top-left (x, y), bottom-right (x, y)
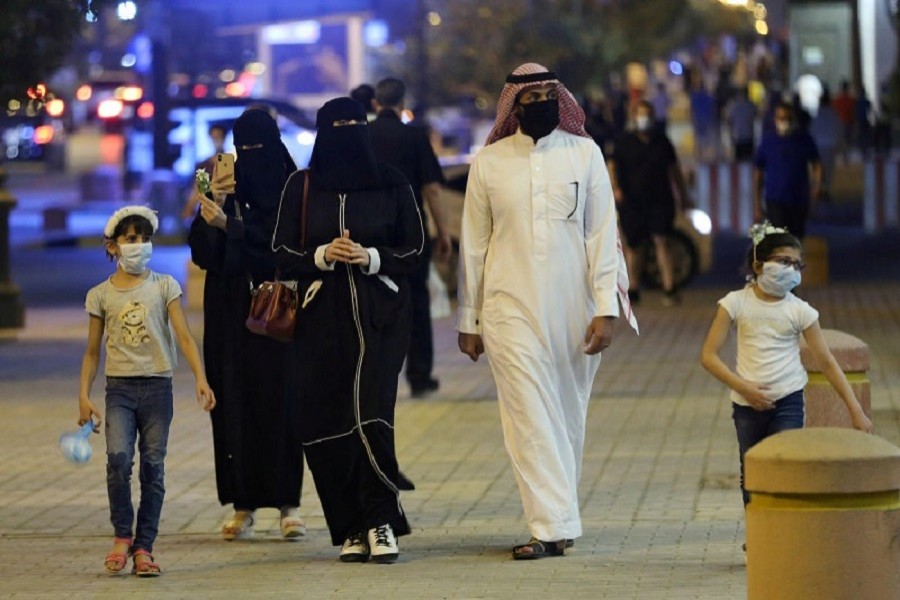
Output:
top-left (245, 170), bottom-right (309, 342)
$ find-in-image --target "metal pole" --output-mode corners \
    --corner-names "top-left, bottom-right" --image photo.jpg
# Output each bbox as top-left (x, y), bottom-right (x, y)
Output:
top-left (0, 167), bottom-right (25, 329)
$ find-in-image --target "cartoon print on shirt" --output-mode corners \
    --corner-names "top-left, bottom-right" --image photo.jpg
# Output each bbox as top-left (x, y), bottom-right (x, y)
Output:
top-left (119, 300), bottom-right (150, 347)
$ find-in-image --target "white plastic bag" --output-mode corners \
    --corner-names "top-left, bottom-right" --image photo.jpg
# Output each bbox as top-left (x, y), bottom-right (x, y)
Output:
top-left (428, 266), bottom-right (452, 319)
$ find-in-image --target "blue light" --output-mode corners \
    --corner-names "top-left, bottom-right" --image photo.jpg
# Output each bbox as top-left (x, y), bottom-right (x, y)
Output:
top-left (669, 61), bottom-right (683, 76)
top-left (365, 20), bottom-right (389, 47)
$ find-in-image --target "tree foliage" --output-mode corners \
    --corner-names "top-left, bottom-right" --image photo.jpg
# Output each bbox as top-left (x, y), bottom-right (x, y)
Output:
top-left (398, 0), bottom-right (754, 108)
top-left (0, 0), bottom-right (121, 101)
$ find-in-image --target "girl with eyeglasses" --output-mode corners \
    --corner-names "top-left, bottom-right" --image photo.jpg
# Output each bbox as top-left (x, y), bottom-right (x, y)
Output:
top-left (699, 223), bottom-right (872, 533)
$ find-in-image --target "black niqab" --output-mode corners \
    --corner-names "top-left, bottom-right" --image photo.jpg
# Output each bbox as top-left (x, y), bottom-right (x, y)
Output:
top-left (309, 97), bottom-right (380, 191)
top-left (233, 108), bottom-right (297, 215)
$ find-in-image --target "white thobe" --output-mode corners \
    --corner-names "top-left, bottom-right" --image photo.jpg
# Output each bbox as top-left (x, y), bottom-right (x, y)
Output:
top-left (457, 128), bottom-right (621, 541)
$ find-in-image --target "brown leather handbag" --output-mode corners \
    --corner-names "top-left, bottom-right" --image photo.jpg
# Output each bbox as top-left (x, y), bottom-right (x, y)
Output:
top-left (245, 170), bottom-right (309, 342)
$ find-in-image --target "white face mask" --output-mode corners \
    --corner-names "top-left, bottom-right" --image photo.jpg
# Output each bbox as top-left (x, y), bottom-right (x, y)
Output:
top-left (775, 121), bottom-right (791, 135)
top-left (756, 261), bottom-right (801, 297)
top-left (118, 242), bottom-right (152, 274)
top-left (635, 115), bottom-right (651, 131)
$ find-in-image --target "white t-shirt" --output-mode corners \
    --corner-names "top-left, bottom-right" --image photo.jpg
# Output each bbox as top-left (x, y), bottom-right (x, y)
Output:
top-left (85, 271), bottom-right (182, 378)
top-left (718, 286), bottom-right (819, 406)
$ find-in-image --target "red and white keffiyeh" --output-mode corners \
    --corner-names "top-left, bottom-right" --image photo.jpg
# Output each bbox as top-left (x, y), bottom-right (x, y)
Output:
top-left (485, 62), bottom-right (638, 334)
top-left (484, 62), bottom-right (590, 146)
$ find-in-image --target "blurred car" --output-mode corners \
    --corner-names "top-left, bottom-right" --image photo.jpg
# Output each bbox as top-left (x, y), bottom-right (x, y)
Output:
top-left (124, 97), bottom-right (317, 184)
top-left (0, 112), bottom-right (62, 162)
top-left (431, 158), bottom-right (712, 295)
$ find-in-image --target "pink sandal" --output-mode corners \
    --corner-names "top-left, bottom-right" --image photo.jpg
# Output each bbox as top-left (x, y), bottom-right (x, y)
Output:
top-left (104, 536), bottom-right (132, 574)
top-left (131, 549), bottom-right (161, 577)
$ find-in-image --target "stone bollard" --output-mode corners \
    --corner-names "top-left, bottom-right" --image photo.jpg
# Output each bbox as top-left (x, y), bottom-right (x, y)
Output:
top-left (801, 236), bottom-right (828, 287)
top-left (745, 428), bottom-right (900, 600)
top-left (800, 329), bottom-right (871, 428)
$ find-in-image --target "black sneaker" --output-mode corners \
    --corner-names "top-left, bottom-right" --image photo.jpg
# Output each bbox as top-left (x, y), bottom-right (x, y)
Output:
top-left (410, 378), bottom-right (439, 398)
top-left (367, 524), bottom-right (398, 564)
top-left (339, 532), bottom-right (369, 563)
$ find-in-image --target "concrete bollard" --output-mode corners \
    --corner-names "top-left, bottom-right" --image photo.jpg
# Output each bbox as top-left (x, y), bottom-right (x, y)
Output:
top-left (800, 329), bottom-right (871, 428)
top-left (745, 428), bottom-right (900, 600)
top-left (801, 236), bottom-right (828, 287)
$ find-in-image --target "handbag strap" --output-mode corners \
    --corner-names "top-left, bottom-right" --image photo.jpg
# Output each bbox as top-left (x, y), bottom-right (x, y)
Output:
top-left (300, 169), bottom-right (309, 250)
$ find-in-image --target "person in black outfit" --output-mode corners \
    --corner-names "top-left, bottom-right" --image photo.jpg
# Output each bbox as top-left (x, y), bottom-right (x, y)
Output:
top-left (350, 83), bottom-right (376, 120)
top-left (188, 108), bottom-right (306, 541)
top-left (608, 100), bottom-right (690, 307)
top-left (368, 77), bottom-right (451, 398)
top-left (272, 97), bottom-right (424, 564)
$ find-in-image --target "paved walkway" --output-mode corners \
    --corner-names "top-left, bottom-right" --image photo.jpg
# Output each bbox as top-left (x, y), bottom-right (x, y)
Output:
top-left (2, 265), bottom-right (899, 598)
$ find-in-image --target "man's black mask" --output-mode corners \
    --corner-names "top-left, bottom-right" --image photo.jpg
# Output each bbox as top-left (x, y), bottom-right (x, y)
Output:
top-left (517, 99), bottom-right (560, 141)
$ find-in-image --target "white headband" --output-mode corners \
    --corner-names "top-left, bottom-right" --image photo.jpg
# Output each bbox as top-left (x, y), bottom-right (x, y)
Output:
top-left (104, 205), bottom-right (159, 238)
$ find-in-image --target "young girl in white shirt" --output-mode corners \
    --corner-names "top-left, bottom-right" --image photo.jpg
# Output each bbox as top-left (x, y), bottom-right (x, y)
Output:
top-left (700, 223), bottom-right (873, 508)
top-left (78, 206), bottom-right (216, 576)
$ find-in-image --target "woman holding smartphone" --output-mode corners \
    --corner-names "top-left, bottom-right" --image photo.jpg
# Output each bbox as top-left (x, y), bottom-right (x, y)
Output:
top-left (188, 108), bottom-right (306, 541)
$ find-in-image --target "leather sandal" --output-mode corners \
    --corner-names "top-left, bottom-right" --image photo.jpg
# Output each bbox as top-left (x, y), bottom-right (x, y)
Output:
top-left (104, 536), bottom-right (132, 574)
top-left (222, 510), bottom-right (255, 541)
top-left (131, 549), bottom-right (161, 577)
top-left (512, 537), bottom-right (566, 560)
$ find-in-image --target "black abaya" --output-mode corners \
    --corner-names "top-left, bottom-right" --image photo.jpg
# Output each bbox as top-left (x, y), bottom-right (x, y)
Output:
top-left (272, 165), bottom-right (423, 545)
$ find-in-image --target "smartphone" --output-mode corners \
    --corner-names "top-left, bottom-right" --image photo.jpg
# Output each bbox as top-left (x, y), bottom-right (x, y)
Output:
top-left (216, 152), bottom-right (236, 190)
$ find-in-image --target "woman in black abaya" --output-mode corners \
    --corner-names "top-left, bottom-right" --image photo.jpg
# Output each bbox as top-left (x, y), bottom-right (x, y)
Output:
top-left (272, 97), bottom-right (423, 563)
top-left (188, 108), bottom-right (305, 541)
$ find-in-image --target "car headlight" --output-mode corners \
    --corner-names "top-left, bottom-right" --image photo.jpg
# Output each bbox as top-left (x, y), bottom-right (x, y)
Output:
top-left (687, 208), bottom-right (712, 236)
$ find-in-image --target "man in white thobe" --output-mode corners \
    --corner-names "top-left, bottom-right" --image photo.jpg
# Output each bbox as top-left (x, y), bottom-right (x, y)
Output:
top-left (457, 63), bottom-right (638, 560)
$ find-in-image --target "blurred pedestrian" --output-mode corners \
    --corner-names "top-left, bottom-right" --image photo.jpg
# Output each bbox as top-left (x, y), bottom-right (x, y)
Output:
top-left (188, 108), bottom-right (307, 543)
top-left (753, 102), bottom-right (822, 238)
top-left (456, 62), bottom-right (638, 560)
top-left (725, 86), bottom-right (758, 162)
top-left (79, 206), bottom-right (215, 576)
top-left (832, 81), bottom-right (855, 161)
top-left (700, 224), bottom-right (872, 542)
top-left (856, 88), bottom-right (873, 158)
top-left (583, 91), bottom-right (615, 156)
top-left (809, 87), bottom-right (841, 200)
top-left (649, 81), bottom-right (671, 134)
top-left (608, 100), bottom-right (691, 307)
top-left (690, 79), bottom-right (718, 161)
top-left (350, 83), bottom-right (376, 121)
top-left (369, 77), bottom-right (451, 398)
top-left (272, 97), bottom-right (424, 564)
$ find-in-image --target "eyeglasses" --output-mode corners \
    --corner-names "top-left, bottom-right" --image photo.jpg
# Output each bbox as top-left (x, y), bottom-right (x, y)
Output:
top-left (767, 255), bottom-right (805, 271)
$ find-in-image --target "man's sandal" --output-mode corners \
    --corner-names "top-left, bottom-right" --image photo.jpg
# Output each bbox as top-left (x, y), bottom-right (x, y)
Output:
top-left (104, 536), bottom-right (132, 574)
top-left (222, 510), bottom-right (255, 541)
top-left (512, 538), bottom-right (566, 560)
top-left (131, 549), bottom-right (161, 577)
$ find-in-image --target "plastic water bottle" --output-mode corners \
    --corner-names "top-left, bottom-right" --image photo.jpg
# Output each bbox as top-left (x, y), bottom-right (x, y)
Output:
top-left (58, 421), bottom-right (95, 464)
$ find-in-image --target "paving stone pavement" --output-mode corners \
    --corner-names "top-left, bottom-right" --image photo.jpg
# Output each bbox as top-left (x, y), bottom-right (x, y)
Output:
top-left (1, 278), bottom-right (899, 599)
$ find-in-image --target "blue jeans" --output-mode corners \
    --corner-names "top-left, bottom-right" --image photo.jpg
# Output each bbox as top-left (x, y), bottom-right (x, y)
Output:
top-left (105, 376), bottom-right (173, 553)
top-left (732, 390), bottom-right (805, 505)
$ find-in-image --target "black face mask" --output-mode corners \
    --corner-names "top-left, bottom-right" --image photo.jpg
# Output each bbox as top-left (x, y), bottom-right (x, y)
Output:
top-left (517, 99), bottom-right (560, 141)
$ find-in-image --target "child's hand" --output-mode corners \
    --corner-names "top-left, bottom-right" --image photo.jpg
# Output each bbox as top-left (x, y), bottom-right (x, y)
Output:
top-left (196, 381), bottom-right (216, 412)
top-left (851, 410), bottom-right (874, 434)
top-left (78, 397), bottom-right (102, 432)
top-left (739, 381), bottom-right (775, 411)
